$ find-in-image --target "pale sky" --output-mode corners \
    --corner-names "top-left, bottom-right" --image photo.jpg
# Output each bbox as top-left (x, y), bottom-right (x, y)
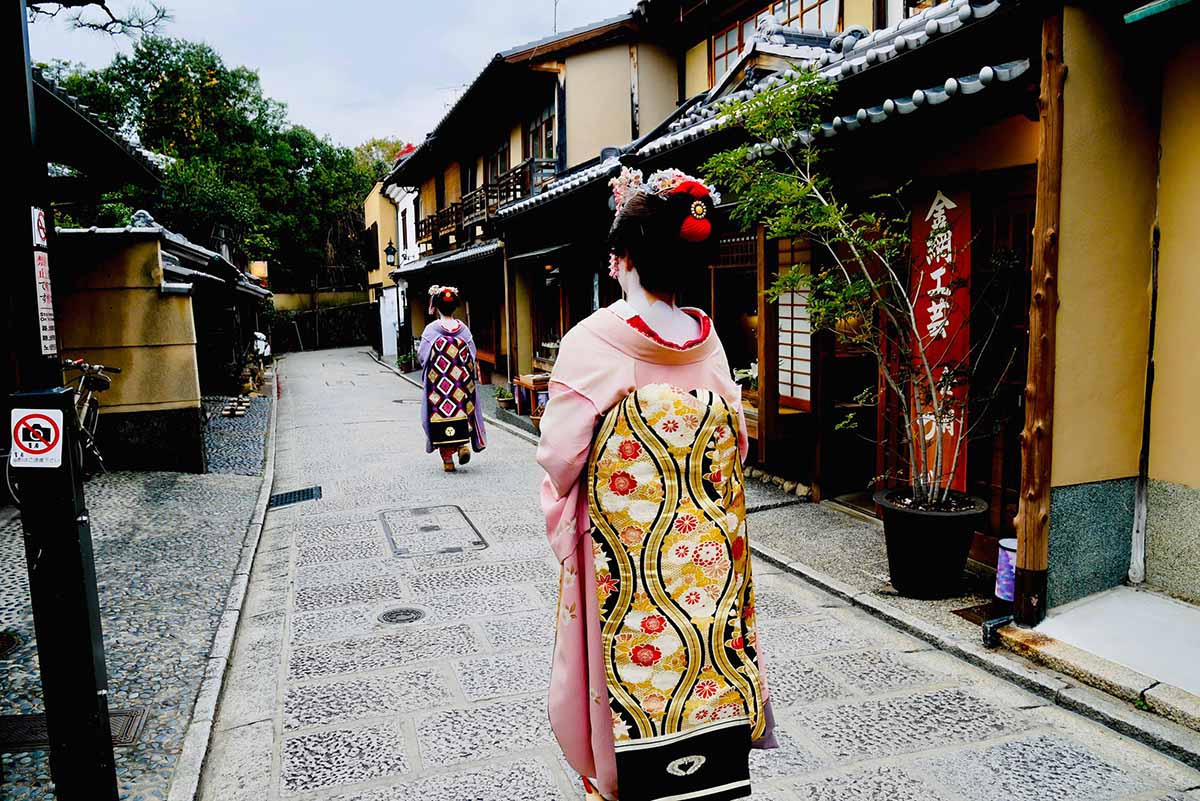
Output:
top-left (27, 0), bottom-right (633, 147)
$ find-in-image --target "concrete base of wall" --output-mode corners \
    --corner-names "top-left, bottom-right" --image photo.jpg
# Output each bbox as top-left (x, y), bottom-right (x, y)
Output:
top-left (1146, 479), bottom-right (1200, 603)
top-left (1048, 477), bottom-right (1135, 609)
top-left (95, 406), bottom-right (207, 473)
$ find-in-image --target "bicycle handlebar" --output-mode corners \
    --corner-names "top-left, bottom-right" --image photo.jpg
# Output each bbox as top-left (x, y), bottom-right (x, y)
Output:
top-left (62, 359), bottom-right (122, 374)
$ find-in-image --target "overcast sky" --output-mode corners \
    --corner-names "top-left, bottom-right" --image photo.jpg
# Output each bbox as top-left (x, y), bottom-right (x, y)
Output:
top-left (28, 0), bottom-right (632, 147)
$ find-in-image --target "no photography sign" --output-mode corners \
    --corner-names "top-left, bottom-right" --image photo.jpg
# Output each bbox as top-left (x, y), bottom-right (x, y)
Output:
top-left (9, 409), bottom-right (64, 468)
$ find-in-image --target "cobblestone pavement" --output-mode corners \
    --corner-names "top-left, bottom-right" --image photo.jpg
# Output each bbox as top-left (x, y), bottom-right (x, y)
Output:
top-left (1, 468), bottom-right (263, 800)
top-left (205, 395), bottom-right (273, 476)
top-left (200, 347), bottom-right (1200, 801)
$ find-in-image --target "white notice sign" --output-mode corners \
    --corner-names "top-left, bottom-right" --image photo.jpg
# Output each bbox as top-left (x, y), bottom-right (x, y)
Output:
top-left (34, 251), bottom-right (57, 356)
top-left (9, 409), bottom-right (65, 468)
top-left (31, 207), bottom-right (47, 247)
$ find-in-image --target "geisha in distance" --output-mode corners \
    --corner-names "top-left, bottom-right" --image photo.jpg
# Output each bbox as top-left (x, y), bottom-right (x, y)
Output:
top-left (418, 285), bottom-right (486, 472)
top-left (537, 167), bottom-right (776, 801)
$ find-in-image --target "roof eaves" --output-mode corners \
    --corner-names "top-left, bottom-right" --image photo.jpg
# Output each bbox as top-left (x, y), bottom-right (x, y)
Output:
top-left (500, 13), bottom-right (637, 61)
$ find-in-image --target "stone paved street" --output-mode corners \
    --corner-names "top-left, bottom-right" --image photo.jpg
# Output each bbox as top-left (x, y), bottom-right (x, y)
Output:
top-left (200, 347), bottom-right (1200, 801)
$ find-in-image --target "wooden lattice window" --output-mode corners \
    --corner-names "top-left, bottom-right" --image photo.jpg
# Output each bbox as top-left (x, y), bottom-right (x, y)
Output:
top-left (777, 238), bottom-right (812, 409)
top-left (718, 234), bottom-right (756, 269)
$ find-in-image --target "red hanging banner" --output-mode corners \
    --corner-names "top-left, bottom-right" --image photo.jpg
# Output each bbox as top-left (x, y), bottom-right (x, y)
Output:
top-left (911, 188), bottom-right (971, 492)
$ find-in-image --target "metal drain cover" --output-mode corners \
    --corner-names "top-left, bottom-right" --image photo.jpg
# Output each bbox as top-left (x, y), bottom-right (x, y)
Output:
top-left (379, 607), bottom-right (425, 625)
top-left (0, 630), bottom-right (20, 659)
top-left (269, 486), bottom-right (322, 509)
top-left (380, 506), bottom-right (487, 557)
top-left (0, 707), bottom-right (148, 752)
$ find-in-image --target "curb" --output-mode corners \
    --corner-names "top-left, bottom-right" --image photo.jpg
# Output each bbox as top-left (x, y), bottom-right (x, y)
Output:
top-left (167, 368), bottom-right (281, 801)
top-left (367, 349), bottom-right (540, 447)
top-left (750, 540), bottom-right (1200, 770)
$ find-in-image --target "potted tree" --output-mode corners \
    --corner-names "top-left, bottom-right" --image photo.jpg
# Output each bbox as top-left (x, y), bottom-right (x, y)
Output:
top-left (705, 71), bottom-right (1008, 599)
top-left (495, 386), bottom-right (515, 411)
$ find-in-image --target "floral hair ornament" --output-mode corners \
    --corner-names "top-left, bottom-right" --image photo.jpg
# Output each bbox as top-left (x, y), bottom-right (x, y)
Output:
top-left (428, 284), bottom-right (460, 313)
top-left (607, 166), bottom-right (722, 277)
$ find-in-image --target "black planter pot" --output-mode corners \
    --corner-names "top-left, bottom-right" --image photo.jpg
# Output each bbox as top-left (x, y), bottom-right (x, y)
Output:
top-left (873, 489), bottom-right (988, 599)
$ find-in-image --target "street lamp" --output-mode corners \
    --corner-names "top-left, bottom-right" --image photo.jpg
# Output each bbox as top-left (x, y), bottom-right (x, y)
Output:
top-left (384, 239), bottom-right (398, 267)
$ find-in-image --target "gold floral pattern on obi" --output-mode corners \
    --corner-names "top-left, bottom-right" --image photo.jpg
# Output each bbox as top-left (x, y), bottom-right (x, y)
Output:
top-left (586, 384), bottom-right (765, 745)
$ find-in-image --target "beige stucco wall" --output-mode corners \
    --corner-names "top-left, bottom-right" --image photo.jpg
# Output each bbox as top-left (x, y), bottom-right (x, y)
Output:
top-left (638, 42), bottom-right (679, 134)
top-left (272, 290), bottom-right (370, 312)
top-left (1051, 6), bottom-right (1158, 487)
top-left (914, 115), bottom-right (1038, 176)
top-left (55, 238), bottom-right (201, 413)
top-left (510, 124), bottom-right (524, 164)
top-left (685, 41), bottom-right (710, 97)
top-left (363, 182), bottom-right (398, 289)
top-left (843, 0), bottom-right (873, 29)
top-left (444, 162), bottom-right (462, 205)
top-left (1148, 40), bottom-right (1200, 489)
top-left (565, 45), bottom-right (631, 168)
top-left (420, 177), bottom-right (437, 218)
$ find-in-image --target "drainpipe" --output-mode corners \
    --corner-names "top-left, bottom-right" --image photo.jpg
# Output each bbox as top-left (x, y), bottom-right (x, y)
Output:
top-left (1130, 145), bottom-right (1163, 585)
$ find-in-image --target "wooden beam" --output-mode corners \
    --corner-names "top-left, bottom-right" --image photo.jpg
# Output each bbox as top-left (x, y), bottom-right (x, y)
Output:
top-left (1014, 8), bottom-right (1066, 627)
top-left (756, 225), bottom-right (779, 466)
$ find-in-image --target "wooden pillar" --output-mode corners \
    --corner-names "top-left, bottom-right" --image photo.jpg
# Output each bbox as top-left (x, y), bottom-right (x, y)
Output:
top-left (756, 226), bottom-right (779, 466)
top-left (503, 247), bottom-right (517, 382)
top-left (1014, 8), bottom-right (1066, 627)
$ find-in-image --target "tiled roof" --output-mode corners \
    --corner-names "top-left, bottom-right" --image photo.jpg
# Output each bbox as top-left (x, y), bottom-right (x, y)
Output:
top-left (430, 239), bottom-right (503, 266)
top-left (495, 157), bottom-right (623, 218)
top-left (32, 67), bottom-right (171, 179)
top-left (638, 0), bottom-right (1010, 159)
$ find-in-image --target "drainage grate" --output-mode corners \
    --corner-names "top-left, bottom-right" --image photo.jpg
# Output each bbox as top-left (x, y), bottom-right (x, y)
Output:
top-left (0, 630), bottom-right (20, 659)
top-left (378, 607), bottom-right (426, 625)
top-left (0, 707), bottom-right (148, 753)
top-left (380, 506), bottom-right (487, 557)
top-left (392, 399), bottom-right (419, 404)
top-left (269, 486), bottom-right (322, 509)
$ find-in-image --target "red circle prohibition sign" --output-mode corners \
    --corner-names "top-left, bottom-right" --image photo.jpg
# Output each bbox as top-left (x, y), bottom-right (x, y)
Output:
top-left (13, 413), bottom-right (61, 455)
top-left (36, 212), bottom-right (47, 242)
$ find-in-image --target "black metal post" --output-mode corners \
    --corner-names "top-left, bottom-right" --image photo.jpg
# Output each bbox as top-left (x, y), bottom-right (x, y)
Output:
top-left (8, 1), bottom-right (120, 796)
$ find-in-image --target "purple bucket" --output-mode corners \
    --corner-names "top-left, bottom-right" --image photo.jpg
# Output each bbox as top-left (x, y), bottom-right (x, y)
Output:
top-left (994, 538), bottom-right (1017, 602)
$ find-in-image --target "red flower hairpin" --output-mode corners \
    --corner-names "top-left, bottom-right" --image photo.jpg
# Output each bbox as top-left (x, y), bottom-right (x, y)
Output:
top-left (671, 180), bottom-right (713, 243)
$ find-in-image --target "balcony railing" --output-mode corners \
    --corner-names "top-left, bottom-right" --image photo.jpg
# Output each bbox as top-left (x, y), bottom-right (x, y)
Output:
top-left (461, 184), bottom-right (502, 227)
top-left (436, 203), bottom-right (461, 238)
top-left (416, 215), bottom-right (436, 244)
top-left (497, 157), bottom-right (558, 205)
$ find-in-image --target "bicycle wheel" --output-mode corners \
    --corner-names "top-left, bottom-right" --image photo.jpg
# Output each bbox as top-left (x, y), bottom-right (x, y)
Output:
top-left (80, 398), bottom-right (104, 474)
top-left (3, 457), bottom-right (18, 506)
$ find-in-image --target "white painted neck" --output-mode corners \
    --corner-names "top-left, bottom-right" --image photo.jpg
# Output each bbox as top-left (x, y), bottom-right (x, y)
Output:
top-left (618, 259), bottom-right (700, 345)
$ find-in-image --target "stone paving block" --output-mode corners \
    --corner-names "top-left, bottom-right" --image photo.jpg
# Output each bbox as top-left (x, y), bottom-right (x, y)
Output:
top-left (757, 617), bottom-right (873, 659)
top-left (485, 522), bottom-right (551, 542)
top-left (292, 604), bottom-right (380, 643)
top-left (289, 623), bottom-right (482, 680)
top-left (811, 649), bottom-right (944, 695)
top-left (324, 756), bottom-right (567, 801)
top-left (912, 733), bottom-right (1154, 801)
top-left (294, 576), bottom-right (408, 612)
top-left (298, 538), bottom-right (387, 566)
top-left (533, 579), bottom-right (561, 606)
top-left (294, 558), bottom-right (406, 589)
top-left (281, 722), bottom-right (410, 793)
top-left (754, 585), bottom-right (823, 619)
top-left (453, 648), bottom-right (554, 702)
top-left (408, 559), bottom-right (559, 594)
top-left (285, 668), bottom-right (453, 729)
top-left (400, 540), bottom-right (554, 571)
top-left (481, 609), bottom-right (558, 651)
top-left (796, 688), bottom-right (1020, 760)
top-left (415, 584), bottom-right (543, 624)
top-left (199, 719), bottom-right (274, 801)
top-left (296, 519), bottom-right (384, 544)
top-left (415, 697), bottom-right (554, 767)
top-left (764, 657), bottom-right (847, 707)
top-left (748, 717), bottom-right (827, 779)
top-left (787, 765), bottom-right (954, 801)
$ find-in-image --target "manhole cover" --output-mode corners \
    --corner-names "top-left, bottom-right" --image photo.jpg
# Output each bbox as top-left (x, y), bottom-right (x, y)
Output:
top-left (269, 486), bottom-right (322, 509)
top-left (380, 506), bottom-right (487, 557)
top-left (0, 707), bottom-right (148, 752)
top-left (0, 630), bottom-right (20, 659)
top-left (379, 607), bottom-right (425, 625)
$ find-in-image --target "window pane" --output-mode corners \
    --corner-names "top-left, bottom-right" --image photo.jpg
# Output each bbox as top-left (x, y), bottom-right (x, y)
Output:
top-left (804, 5), bottom-right (819, 27)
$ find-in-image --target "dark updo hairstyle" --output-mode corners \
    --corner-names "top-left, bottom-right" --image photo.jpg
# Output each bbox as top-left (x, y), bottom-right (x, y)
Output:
top-left (432, 287), bottom-right (460, 316)
top-left (608, 184), bottom-right (720, 294)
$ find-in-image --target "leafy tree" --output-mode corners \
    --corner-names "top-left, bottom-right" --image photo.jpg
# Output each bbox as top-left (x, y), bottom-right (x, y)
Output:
top-left (353, 137), bottom-right (412, 182)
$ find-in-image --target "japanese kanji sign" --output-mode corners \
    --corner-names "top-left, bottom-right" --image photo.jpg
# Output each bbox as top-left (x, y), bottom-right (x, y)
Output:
top-left (9, 409), bottom-right (64, 468)
top-left (34, 251), bottom-right (57, 356)
top-left (911, 188), bottom-right (970, 491)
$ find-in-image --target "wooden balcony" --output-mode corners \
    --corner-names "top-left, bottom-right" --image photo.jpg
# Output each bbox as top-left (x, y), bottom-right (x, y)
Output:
top-left (497, 158), bottom-right (558, 205)
top-left (461, 184), bottom-right (502, 227)
top-left (416, 216), bottom-right (436, 244)
top-left (436, 203), bottom-right (461, 238)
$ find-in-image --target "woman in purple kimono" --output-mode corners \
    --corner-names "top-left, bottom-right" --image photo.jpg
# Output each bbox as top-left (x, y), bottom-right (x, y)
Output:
top-left (418, 285), bottom-right (487, 471)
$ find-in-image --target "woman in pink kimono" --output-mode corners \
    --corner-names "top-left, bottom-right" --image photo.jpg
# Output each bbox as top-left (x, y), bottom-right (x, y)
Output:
top-left (537, 167), bottom-right (775, 801)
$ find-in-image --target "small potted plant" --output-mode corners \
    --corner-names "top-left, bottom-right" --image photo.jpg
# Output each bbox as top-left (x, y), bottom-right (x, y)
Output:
top-left (495, 386), bottom-right (515, 411)
top-left (706, 70), bottom-right (1010, 599)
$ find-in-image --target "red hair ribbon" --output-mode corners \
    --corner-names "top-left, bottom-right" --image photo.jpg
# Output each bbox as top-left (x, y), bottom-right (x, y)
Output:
top-left (672, 180), bottom-right (713, 243)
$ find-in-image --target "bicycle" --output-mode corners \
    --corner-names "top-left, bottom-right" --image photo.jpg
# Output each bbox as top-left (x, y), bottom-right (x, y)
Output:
top-left (3, 359), bottom-right (121, 505)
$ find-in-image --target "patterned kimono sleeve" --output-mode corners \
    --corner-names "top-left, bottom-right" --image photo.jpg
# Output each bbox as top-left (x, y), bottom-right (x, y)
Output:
top-left (536, 381), bottom-right (599, 562)
top-left (417, 328), bottom-right (435, 367)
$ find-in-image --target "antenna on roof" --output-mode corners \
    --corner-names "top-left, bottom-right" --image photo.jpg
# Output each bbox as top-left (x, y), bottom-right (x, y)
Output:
top-left (554, 0), bottom-right (560, 32)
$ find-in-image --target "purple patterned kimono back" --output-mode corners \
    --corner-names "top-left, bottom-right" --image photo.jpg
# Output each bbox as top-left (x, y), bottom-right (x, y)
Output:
top-left (418, 320), bottom-right (487, 454)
